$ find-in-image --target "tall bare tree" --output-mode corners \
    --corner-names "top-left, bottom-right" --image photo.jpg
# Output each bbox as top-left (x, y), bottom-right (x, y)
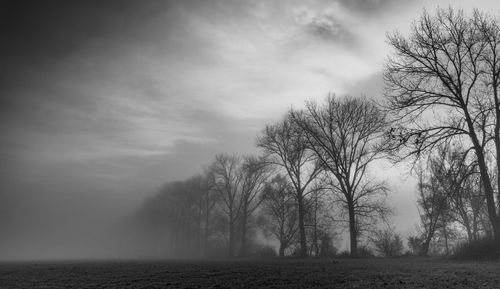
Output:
top-left (304, 180), bottom-right (333, 257)
top-left (415, 158), bottom-right (450, 256)
top-left (210, 154), bottom-right (242, 257)
top-left (237, 156), bottom-right (271, 257)
top-left (291, 95), bottom-right (389, 257)
top-left (433, 145), bottom-right (488, 242)
top-left (199, 169), bottom-right (219, 257)
top-left (261, 175), bottom-right (299, 258)
top-left (257, 114), bottom-right (322, 257)
top-left (384, 7), bottom-right (500, 243)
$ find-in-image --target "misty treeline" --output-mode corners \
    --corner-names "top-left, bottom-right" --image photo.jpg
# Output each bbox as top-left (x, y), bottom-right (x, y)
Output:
top-left (128, 7), bottom-right (500, 258)
top-left (131, 96), bottom-right (390, 259)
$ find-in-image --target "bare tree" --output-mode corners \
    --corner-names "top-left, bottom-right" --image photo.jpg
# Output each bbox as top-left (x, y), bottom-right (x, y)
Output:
top-left (291, 95), bottom-right (390, 257)
top-left (415, 156), bottom-right (450, 256)
top-left (257, 114), bottom-right (322, 257)
top-left (137, 179), bottom-right (206, 257)
top-left (384, 7), bottom-right (500, 243)
top-left (305, 182), bottom-right (325, 257)
top-left (210, 154), bottom-right (242, 257)
top-left (261, 175), bottom-right (299, 258)
top-left (304, 179), bottom-right (337, 257)
top-left (199, 169), bottom-right (220, 257)
top-left (433, 145), bottom-right (488, 242)
top-left (407, 235), bottom-right (424, 256)
top-left (237, 156), bottom-right (271, 257)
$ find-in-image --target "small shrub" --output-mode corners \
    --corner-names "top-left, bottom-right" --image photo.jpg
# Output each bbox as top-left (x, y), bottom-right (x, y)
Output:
top-left (407, 235), bottom-right (424, 256)
top-left (319, 233), bottom-right (338, 258)
top-left (337, 250), bottom-right (350, 258)
top-left (336, 247), bottom-right (374, 258)
top-left (453, 238), bottom-right (500, 260)
top-left (372, 229), bottom-right (404, 257)
top-left (401, 250), bottom-right (415, 257)
top-left (357, 246), bottom-right (375, 258)
top-left (288, 247), bottom-right (303, 258)
top-left (256, 245), bottom-right (277, 259)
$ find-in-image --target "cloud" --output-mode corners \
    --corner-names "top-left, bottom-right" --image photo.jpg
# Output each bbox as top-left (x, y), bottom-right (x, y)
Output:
top-left (292, 7), bottom-right (357, 45)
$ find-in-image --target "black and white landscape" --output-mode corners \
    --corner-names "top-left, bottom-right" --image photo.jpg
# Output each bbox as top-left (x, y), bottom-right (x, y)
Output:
top-left (2, 0), bottom-right (500, 288)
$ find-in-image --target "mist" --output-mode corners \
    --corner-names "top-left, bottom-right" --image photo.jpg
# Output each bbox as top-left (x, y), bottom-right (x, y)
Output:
top-left (0, 127), bottom-right (260, 260)
top-left (0, 156), bottom-right (142, 260)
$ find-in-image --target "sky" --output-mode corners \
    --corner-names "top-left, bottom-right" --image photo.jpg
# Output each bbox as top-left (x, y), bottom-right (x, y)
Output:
top-left (2, 0), bottom-right (500, 259)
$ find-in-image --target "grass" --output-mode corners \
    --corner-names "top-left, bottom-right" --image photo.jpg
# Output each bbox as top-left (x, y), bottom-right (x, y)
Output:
top-left (0, 258), bottom-right (499, 288)
top-left (453, 238), bottom-right (500, 260)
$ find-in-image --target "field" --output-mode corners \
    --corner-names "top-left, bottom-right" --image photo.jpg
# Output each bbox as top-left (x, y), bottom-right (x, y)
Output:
top-left (1, 258), bottom-right (499, 288)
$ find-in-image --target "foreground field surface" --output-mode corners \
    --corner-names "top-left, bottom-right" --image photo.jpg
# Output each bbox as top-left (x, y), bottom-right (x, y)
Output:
top-left (1, 258), bottom-right (499, 288)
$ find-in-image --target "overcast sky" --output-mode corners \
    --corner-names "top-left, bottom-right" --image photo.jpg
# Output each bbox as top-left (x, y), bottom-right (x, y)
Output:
top-left (2, 0), bottom-right (500, 259)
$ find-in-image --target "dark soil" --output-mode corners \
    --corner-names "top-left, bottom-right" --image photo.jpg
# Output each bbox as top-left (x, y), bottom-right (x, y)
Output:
top-left (0, 258), bottom-right (499, 288)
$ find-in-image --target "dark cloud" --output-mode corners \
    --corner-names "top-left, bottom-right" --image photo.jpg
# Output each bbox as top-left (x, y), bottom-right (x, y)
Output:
top-left (0, 0), bottom-right (169, 62)
top-left (305, 13), bottom-right (357, 44)
top-left (0, 0), bottom-right (170, 147)
top-left (337, 0), bottom-right (416, 15)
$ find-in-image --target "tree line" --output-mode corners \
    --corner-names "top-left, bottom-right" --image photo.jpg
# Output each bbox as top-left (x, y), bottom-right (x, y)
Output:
top-left (132, 7), bottom-right (500, 258)
top-left (135, 95), bottom-right (388, 258)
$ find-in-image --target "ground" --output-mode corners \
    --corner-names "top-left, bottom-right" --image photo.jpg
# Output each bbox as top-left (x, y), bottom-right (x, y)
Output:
top-left (0, 258), bottom-right (499, 288)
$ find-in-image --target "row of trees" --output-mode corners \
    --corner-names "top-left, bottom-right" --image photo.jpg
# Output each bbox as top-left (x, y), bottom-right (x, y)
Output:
top-left (135, 96), bottom-right (390, 258)
top-left (134, 6), bottom-right (500, 258)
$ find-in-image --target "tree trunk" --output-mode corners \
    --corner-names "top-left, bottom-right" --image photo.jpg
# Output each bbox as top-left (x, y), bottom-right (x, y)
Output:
top-left (464, 222), bottom-right (473, 243)
top-left (464, 114), bottom-right (500, 244)
top-left (228, 212), bottom-right (234, 258)
top-left (443, 226), bottom-right (449, 256)
top-left (313, 198), bottom-right (319, 257)
top-left (347, 200), bottom-right (357, 257)
top-left (240, 211), bottom-right (248, 258)
top-left (493, 85), bottom-right (500, 246)
top-left (474, 148), bottom-right (500, 242)
top-left (297, 193), bottom-right (307, 258)
top-left (472, 214), bottom-right (479, 241)
top-left (279, 243), bottom-right (285, 258)
top-left (422, 238), bottom-right (431, 256)
top-left (204, 204), bottom-right (210, 257)
top-left (198, 206), bottom-right (203, 257)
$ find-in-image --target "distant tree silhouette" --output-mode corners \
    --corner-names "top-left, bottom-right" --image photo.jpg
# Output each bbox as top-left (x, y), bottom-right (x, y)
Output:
top-left (304, 180), bottom-right (333, 257)
top-left (238, 156), bottom-right (271, 257)
top-left (137, 178), bottom-right (206, 257)
top-left (415, 155), bottom-right (450, 256)
top-left (261, 175), bottom-right (299, 257)
top-left (210, 154), bottom-right (242, 257)
top-left (199, 169), bottom-right (219, 257)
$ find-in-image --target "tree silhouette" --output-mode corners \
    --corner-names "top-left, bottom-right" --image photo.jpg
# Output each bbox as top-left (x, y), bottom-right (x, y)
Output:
top-left (261, 175), bottom-right (299, 258)
top-left (384, 7), bottom-right (500, 244)
top-left (210, 154), bottom-right (242, 257)
top-left (257, 114), bottom-right (322, 257)
top-left (291, 95), bottom-right (389, 257)
top-left (238, 156), bottom-right (271, 257)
